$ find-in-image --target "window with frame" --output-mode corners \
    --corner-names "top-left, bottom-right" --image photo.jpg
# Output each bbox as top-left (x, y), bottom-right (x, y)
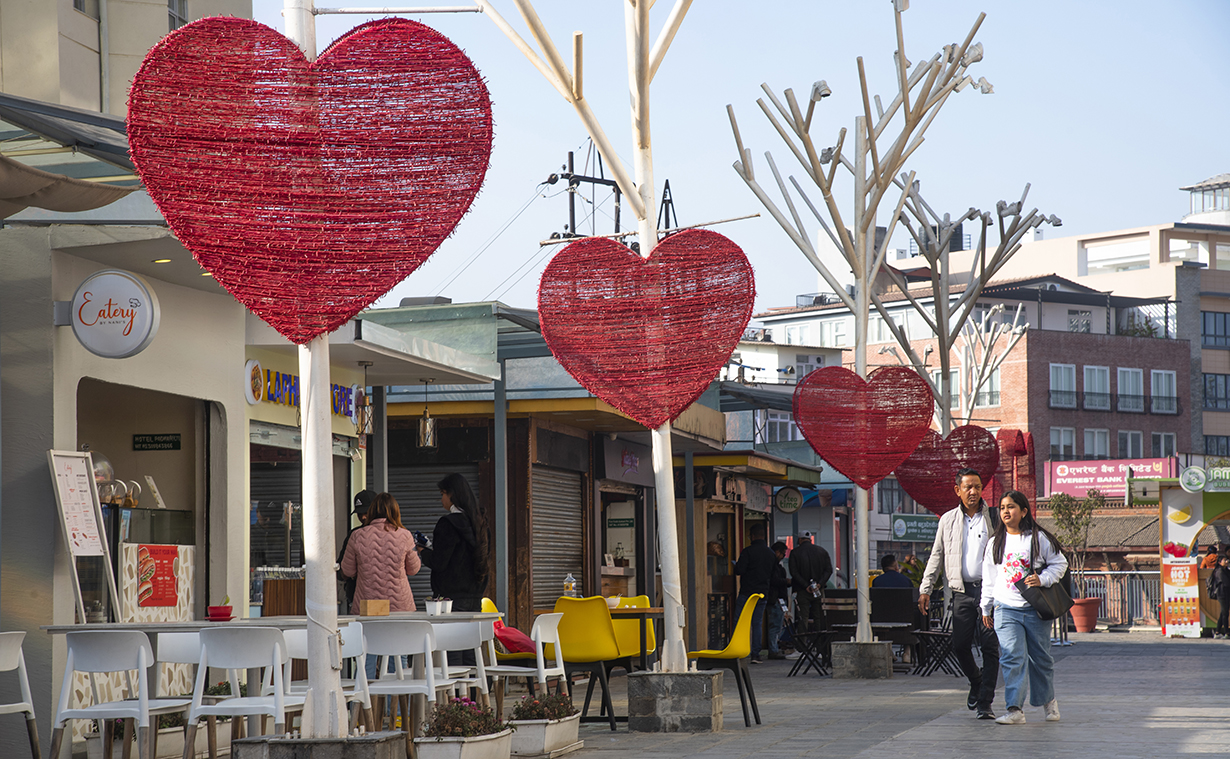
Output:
top-left (1118, 430), bottom-right (1143, 458)
top-left (795, 354), bottom-right (821, 382)
top-left (818, 319), bottom-right (848, 348)
top-left (1117, 368), bottom-right (1144, 412)
top-left (1205, 374), bottom-right (1230, 409)
top-left (1083, 366), bottom-right (1110, 410)
top-left (74, 0), bottom-right (100, 18)
top-left (974, 368), bottom-right (1000, 407)
top-left (930, 369), bottom-right (960, 410)
top-left (1206, 436), bottom-right (1230, 457)
top-left (761, 410), bottom-right (800, 444)
top-left (1152, 432), bottom-right (1176, 458)
top-left (785, 324), bottom-right (810, 346)
top-left (877, 478), bottom-right (914, 514)
top-left (1050, 427), bottom-right (1075, 460)
top-left (1083, 429), bottom-right (1109, 459)
top-left (1050, 364), bottom-right (1076, 408)
top-left (1068, 309), bottom-right (1092, 333)
top-left (1202, 311), bottom-right (1230, 347)
top-left (168, 0), bottom-right (188, 30)
top-left (1150, 370), bottom-right (1177, 414)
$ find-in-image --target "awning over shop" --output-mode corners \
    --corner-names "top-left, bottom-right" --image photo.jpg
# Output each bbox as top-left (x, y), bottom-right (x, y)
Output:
top-left (717, 380), bottom-right (795, 412)
top-left (671, 449), bottom-right (825, 487)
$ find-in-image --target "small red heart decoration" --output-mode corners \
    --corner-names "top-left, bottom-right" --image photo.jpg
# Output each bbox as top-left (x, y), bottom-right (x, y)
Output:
top-left (538, 230), bottom-right (755, 429)
top-left (127, 17), bottom-right (493, 343)
top-left (893, 425), bottom-right (999, 515)
top-left (793, 366), bottom-right (933, 490)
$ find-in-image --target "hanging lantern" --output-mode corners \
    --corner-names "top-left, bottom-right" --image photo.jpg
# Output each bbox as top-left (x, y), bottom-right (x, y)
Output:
top-left (354, 361), bottom-right (374, 438)
top-left (418, 379), bottom-right (437, 449)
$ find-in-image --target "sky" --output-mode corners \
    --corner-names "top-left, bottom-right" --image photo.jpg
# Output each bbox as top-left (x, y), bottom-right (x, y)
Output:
top-left (252, 0), bottom-right (1230, 319)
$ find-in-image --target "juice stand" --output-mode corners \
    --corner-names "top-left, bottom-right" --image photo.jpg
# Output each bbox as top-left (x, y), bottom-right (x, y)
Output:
top-left (1153, 466), bottom-right (1230, 636)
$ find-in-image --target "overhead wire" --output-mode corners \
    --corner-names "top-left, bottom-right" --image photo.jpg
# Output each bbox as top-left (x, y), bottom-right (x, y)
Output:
top-left (432, 183), bottom-right (545, 296)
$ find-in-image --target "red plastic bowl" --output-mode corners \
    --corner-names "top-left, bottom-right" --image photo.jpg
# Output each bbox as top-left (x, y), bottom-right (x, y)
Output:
top-left (207, 605), bottom-right (233, 619)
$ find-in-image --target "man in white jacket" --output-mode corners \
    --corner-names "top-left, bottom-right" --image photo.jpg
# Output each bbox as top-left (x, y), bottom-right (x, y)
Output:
top-left (918, 468), bottom-right (1001, 719)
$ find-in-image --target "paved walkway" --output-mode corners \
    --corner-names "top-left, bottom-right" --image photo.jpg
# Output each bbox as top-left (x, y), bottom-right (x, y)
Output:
top-left (564, 633), bottom-right (1230, 758)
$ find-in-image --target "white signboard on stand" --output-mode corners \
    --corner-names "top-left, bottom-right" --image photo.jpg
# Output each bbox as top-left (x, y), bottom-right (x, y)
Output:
top-left (47, 450), bottom-right (121, 622)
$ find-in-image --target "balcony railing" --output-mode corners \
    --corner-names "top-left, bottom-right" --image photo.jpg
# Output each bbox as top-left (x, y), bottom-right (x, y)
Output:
top-left (1206, 397), bottom-right (1230, 410)
top-left (1049, 390), bottom-right (1077, 409)
top-left (1117, 393), bottom-right (1146, 413)
top-left (1083, 391), bottom-right (1111, 411)
top-left (1150, 395), bottom-right (1179, 415)
top-left (974, 390), bottom-right (1000, 407)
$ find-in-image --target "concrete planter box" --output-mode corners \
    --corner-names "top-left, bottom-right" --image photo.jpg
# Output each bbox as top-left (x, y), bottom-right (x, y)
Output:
top-left (414, 728), bottom-right (513, 759)
top-left (509, 713), bottom-right (581, 757)
top-left (85, 725), bottom-right (221, 759)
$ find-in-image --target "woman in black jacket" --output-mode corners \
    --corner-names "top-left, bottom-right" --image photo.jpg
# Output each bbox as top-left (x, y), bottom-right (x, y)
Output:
top-left (419, 473), bottom-right (490, 612)
top-left (1210, 554), bottom-right (1230, 639)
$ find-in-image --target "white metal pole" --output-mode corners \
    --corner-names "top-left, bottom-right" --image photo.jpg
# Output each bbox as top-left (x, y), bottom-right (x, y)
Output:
top-left (285, 0), bottom-right (344, 738)
top-left (852, 116), bottom-right (872, 644)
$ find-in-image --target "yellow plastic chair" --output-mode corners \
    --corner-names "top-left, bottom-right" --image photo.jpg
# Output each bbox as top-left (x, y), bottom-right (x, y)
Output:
top-left (482, 597), bottom-right (538, 664)
top-left (687, 593), bottom-right (763, 727)
top-left (554, 596), bottom-right (622, 731)
top-left (614, 595), bottom-right (657, 661)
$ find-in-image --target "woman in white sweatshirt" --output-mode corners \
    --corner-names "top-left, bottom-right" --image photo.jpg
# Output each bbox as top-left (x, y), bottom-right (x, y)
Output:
top-left (979, 489), bottom-right (1068, 725)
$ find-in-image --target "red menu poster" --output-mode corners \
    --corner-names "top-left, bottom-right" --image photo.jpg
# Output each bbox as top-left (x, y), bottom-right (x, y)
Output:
top-left (137, 544), bottom-right (179, 607)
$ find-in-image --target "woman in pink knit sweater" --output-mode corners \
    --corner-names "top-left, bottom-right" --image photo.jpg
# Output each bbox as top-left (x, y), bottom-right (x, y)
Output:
top-left (340, 492), bottom-right (421, 614)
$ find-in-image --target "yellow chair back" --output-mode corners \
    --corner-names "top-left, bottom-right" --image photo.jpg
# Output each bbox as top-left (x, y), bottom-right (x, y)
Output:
top-left (613, 595), bottom-right (657, 657)
top-left (481, 597), bottom-right (499, 614)
top-left (481, 597), bottom-right (536, 662)
top-left (553, 596), bottom-right (621, 663)
top-left (688, 593), bottom-right (762, 660)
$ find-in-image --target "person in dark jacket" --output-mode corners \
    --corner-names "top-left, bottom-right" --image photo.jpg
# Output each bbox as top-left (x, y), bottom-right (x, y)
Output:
top-left (336, 490), bottom-right (374, 613)
top-left (789, 532), bottom-right (833, 632)
top-left (734, 523), bottom-right (777, 663)
top-left (766, 542), bottom-right (791, 659)
top-left (418, 473), bottom-right (490, 612)
top-left (873, 554), bottom-right (915, 588)
top-left (1210, 554), bottom-right (1230, 638)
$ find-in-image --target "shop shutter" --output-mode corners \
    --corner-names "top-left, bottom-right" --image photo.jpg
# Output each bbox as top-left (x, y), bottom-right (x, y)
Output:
top-left (531, 466), bottom-right (584, 610)
top-left (249, 464), bottom-right (303, 567)
top-left (385, 466), bottom-right (481, 604)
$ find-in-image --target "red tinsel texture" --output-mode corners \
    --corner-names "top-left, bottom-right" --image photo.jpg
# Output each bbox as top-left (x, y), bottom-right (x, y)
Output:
top-left (894, 425), bottom-right (999, 516)
top-left (793, 366), bottom-right (933, 490)
top-left (127, 17), bottom-right (493, 343)
top-left (537, 230), bottom-right (755, 430)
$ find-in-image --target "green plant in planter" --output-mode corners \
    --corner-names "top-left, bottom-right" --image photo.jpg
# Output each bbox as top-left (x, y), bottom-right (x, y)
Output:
top-left (509, 692), bottom-right (577, 721)
top-left (204, 680), bottom-right (248, 697)
top-left (420, 697), bottom-right (511, 739)
top-left (1048, 489), bottom-right (1097, 597)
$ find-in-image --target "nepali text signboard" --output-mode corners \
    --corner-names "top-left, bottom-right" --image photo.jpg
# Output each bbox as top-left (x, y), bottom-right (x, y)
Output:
top-left (892, 513), bottom-right (938, 543)
top-left (1046, 458), bottom-right (1176, 498)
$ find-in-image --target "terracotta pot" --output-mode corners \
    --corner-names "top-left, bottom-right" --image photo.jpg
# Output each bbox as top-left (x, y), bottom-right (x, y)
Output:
top-left (1069, 597), bottom-right (1101, 633)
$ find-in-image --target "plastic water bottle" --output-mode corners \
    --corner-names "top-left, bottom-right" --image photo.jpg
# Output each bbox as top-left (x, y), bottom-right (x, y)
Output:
top-left (563, 573), bottom-right (577, 598)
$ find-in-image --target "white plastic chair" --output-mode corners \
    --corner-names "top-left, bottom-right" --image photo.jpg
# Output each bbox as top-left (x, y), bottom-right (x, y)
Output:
top-left (48, 630), bottom-right (190, 759)
top-left (275, 624), bottom-right (374, 730)
top-left (0, 632), bottom-right (40, 759)
top-left (361, 620), bottom-right (455, 740)
top-left (429, 621), bottom-right (490, 703)
top-left (184, 627), bottom-right (305, 757)
top-left (485, 613), bottom-right (565, 715)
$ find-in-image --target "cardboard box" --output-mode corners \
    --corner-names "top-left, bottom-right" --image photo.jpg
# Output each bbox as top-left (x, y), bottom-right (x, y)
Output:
top-left (358, 599), bottom-right (389, 616)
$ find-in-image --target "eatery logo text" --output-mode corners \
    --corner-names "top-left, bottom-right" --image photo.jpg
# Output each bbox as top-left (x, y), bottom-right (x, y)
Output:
top-left (1179, 465), bottom-right (1230, 494)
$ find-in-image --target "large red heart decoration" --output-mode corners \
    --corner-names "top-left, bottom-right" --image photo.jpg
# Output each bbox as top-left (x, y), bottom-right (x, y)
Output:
top-left (793, 366), bottom-right (933, 490)
top-left (538, 230), bottom-right (754, 429)
top-left (893, 425), bottom-right (999, 515)
top-left (127, 17), bottom-right (493, 343)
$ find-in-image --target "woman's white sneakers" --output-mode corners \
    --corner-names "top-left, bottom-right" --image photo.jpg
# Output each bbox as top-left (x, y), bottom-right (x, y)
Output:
top-left (995, 708), bottom-right (1026, 725)
top-left (1044, 699), bottom-right (1061, 722)
top-left (994, 702), bottom-right (1060, 725)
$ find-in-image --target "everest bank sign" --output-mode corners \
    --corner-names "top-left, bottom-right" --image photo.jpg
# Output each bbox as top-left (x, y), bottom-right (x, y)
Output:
top-left (1046, 458), bottom-right (1176, 498)
top-left (71, 270), bottom-right (161, 359)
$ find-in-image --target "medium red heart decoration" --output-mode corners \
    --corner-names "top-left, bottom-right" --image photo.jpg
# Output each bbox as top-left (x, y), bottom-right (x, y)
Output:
top-left (127, 17), bottom-right (493, 343)
top-left (793, 366), bottom-right (933, 490)
top-left (893, 425), bottom-right (999, 515)
top-left (538, 230), bottom-right (755, 429)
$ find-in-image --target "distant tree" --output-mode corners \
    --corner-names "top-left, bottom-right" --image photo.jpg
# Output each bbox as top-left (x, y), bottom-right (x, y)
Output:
top-left (1049, 489), bottom-right (1098, 597)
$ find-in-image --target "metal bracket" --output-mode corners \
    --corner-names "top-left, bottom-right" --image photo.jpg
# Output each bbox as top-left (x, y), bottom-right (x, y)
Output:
top-left (53, 301), bottom-right (73, 326)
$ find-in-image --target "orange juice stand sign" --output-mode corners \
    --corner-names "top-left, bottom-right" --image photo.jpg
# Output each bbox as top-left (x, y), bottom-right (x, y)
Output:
top-left (1161, 557), bottom-right (1200, 638)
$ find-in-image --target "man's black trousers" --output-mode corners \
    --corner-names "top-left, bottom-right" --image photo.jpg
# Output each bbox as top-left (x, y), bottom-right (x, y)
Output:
top-left (951, 584), bottom-right (999, 710)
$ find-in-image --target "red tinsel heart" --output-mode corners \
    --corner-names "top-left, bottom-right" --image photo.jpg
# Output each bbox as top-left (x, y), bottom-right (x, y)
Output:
top-left (793, 366), bottom-right (933, 490)
top-left (538, 230), bottom-right (755, 430)
top-left (893, 425), bottom-right (999, 515)
top-left (127, 17), bottom-right (493, 343)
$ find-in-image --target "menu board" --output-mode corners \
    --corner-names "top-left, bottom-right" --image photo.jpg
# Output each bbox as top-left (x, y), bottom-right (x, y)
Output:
top-left (50, 453), bottom-right (104, 556)
top-left (137, 544), bottom-right (179, 607)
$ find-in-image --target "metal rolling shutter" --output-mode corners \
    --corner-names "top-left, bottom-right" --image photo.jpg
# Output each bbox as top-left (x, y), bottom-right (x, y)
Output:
top-left (531, 466), bottom-right (584, 610)
top-left (385, 466), bottom-right (481, 604)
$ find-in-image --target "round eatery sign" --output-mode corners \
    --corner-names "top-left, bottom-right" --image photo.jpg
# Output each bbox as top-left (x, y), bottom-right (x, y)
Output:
top-left (775, 486), bottom-right (803, 514)
top-left (71, 269), bottom-right (161, 358)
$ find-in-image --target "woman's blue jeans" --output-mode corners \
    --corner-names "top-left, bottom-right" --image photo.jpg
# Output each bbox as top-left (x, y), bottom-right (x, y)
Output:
top-left (993, 602), bottom-right (1055, 710)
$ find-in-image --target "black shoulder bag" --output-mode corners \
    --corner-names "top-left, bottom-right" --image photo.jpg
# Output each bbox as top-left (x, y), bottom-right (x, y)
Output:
top-left (1012, 531), bottom-right (1074, 621)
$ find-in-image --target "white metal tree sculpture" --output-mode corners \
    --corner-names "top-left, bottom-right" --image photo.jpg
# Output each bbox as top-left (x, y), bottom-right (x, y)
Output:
top-left (475, 0), bottom-right (695, 672)
top-left (956, 302), bottom-right (1026, 426)
top-left (726, 5), bottom-right (1009, 642)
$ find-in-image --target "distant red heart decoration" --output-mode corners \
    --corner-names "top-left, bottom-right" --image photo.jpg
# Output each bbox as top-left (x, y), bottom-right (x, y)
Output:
top-left (893, 425), bottom-right (999, 516)
top-left (793, 366), bottom-right (933, 490)
top-left (538, 230), bottom-right (755, 429)
top-left (127, 17), bottom-right (493, 343)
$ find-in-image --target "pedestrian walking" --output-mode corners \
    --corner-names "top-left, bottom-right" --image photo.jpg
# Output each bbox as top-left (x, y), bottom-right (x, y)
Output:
top-left (734, 522), bottom-right (777, 663)
top-left (980, 489), bottom-right (1067, 725)
top-left (767, 541), bottom-right (791, 659)
top-left (788, 531), bottom-right (832, 632)
top-left (918, 468), bottom-right (1001, 720)
top-left (1208, 553), bottom-right (1230, 638)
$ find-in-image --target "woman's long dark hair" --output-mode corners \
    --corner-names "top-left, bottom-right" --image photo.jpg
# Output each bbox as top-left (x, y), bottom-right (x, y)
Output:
top-left (991, 490), bottom-right (1063, 565)
top-left (438, 473), bottom-right (490, 588)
